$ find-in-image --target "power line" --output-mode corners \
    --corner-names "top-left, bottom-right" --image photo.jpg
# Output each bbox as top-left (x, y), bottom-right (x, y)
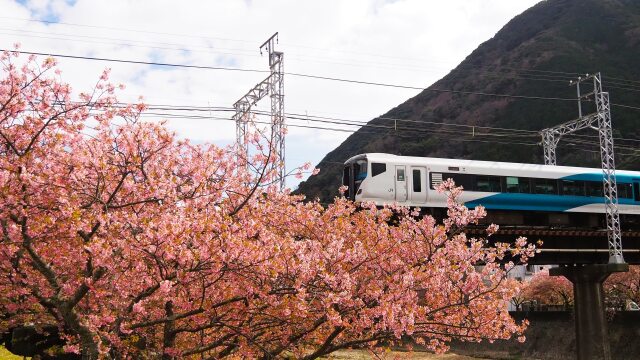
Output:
top-left (110, 104), bottom-right (541, 137)
top-left (604, 84), bottom-right (640, 93)
top-left (0, 27), bottom-right (588, 83)
top-left (10, 15), bottom-right (640, 89)
top-left (42, 99), bottom-right (640, 143)
top-left (7, 48), bottom-right (640, 110)
top-left (1, 16), bottom-right (592, 79)
top-left (141, 111), bottom-right (640, 159)
top-left (603, 74), bottom-right (640, 86)
top-left (285, 72), bottom-right (579, 101)
top-left (612, 103), bottom-right (640, 111)
top-left (61, 99), bottom-right (640, 144)
top-left (142, 110), bottom-right (640, 154)
top-left (17, 102), bottom-right (639, 158)
top-left (136, 102), bottom-right (640, 143)
top-left (3, 49), bottom-right (583, 102)
top-left (144, 111), bottom-right (533, 141)
top-left (0, 16), bottom-right (258, 45)
top-left (0, 30), bottom-right (259, 59)
top-left (139, 112), bottom-right (545, 148)
top-left (46, 100), bottom-right (543, 136)
top-left (6, 50), bottom-right (639, 145)
top-left (0, 17), bottom-right (579, 74)
top-left (2, 49), bottom-right (269, 74)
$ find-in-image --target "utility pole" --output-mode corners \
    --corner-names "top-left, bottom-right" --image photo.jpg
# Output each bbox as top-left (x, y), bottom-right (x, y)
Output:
top-left (540, 73), bottom-right (623, 264)
top-left (542, 73), bottom-right (628, 360)
top-left (262, 34), bottom-right (285, 190)
top-left (233, 32), bottom-right (285, 190)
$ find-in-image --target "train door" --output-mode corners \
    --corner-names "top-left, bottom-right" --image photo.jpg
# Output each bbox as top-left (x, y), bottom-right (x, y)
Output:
top-left (634, 181), bottom-right (640, 202)
top-left (395, 165), bottom-right (407, 202)
top-left (343, 165), bottom-right (353, 201)
top-left (410, 167), bottom-right (427, 204)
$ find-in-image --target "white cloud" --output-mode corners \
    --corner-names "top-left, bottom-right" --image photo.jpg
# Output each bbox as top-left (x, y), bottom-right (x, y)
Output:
top-left (0, 0), bottom-right (541, 188)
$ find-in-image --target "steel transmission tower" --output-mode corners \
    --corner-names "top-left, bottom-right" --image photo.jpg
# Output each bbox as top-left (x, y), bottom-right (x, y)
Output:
top-left (233, 32), bottom-right (285, 190)
top-left (540, 73), bottom-right (624, 264)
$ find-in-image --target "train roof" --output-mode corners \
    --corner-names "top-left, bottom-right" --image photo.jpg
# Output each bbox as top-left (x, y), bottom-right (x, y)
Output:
top-left (345, 153), bottom-right (640, 178)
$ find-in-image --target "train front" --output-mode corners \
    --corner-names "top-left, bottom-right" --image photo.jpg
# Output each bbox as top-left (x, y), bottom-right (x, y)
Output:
top-left (342, 154), bottom-right (368, 201)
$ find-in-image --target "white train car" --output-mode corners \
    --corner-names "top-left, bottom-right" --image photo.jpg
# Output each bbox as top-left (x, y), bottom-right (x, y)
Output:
top-left (343, 153), bottom-right (640, 227)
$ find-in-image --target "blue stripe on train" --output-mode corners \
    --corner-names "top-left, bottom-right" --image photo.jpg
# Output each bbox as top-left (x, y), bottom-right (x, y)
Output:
top-left (563, 173), bottom-right (640, 183)
top-left (465, 193), bottom-right (637, 212)
top-left (464, 173), bottom-right (640, 212)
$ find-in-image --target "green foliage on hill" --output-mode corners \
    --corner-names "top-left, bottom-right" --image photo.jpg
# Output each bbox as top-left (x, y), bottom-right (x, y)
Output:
top-left (297, 0), bottom-right (640, 202)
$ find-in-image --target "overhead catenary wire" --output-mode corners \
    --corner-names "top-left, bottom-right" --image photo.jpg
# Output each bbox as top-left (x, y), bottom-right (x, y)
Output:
top-left (612, 103), bottom-right (640, 111)
top-left (4, 49), bottom-right (640, 112)
top-left (140, 111), bottom-right (640, 159)
top-left (0, 27), bottom-right (586, 83)
top-left (37, 98), bottom-right (640, 147)
top-left (16, 100), bottom-right (639, 159)
top-left (138, 112), bottom-right (546, 148)
top-left (128, 102), bottom-right (640, 144)
top-left (1, 49), bottom-right (269, 74)
top-left (9, 15), bottom-right (640, 89)
top-left (139, 110), bottom-right (640, 155)
top-left (5, 48), bottom-right (639, 151)
top-left (3, 23), bottom-right (639, 173)
top-left (1, 16), bottom-right (595, 79)
top-left (3, 49), bottom-right (586, 102)
top-left (0, 30), bottom-right (260, 59)
top-left (0, 16), bottom-right (258, 45)
top-left (0, 17), bottom-right (577, 73)
top-left (51, 99), bottom-right (640, 144)
top-left (47, 100), bottom-right (543, 136)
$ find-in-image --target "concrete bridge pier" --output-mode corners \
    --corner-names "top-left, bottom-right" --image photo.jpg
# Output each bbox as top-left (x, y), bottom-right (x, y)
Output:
top-left (550, 263), bottom-right (628, 360)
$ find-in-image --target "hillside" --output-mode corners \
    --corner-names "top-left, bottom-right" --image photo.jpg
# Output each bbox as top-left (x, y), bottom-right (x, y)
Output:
top-left (297, 0), bottom-right (640, 202)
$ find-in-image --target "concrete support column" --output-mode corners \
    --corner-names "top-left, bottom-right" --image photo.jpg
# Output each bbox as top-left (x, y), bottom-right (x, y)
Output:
top-left (550, 263), bottom-right (628, 360)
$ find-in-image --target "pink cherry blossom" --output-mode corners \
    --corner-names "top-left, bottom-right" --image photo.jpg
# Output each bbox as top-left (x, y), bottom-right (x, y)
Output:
top-left (0, 51), bottom-right (536, 359)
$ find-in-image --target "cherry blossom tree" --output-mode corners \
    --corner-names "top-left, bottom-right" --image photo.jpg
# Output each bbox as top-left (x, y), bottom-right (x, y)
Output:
top-left (522, 271), bottom-right (573, 311)
top-left (604, 266), bottom-right (640, 310)
top-left (0, 50), bottom-right (536, 359)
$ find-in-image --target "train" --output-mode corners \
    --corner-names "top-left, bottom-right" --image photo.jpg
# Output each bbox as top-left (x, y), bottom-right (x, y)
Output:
top-left (342, 153), bottom-right (640, 228)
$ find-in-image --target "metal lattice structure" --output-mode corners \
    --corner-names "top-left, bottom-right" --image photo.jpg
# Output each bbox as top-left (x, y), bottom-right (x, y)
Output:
top-left (233, 78), bottom-right (270, 161)
top-left (233, 33), bottom-right (285, 190)
top-left (540, 73), bottom-right (624, 264)
top-left (263, 34), bottom-right (285, 190)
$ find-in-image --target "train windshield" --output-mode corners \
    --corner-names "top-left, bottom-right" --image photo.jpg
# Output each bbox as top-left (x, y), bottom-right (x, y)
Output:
top-left (343, 158), bottom-right (368, 200)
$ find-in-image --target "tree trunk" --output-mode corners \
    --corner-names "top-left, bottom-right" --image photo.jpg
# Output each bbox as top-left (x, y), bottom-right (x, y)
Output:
top-left (58, 304), bottom-right (99, 359)
top-left (162, 301), bottom-right (176, 360)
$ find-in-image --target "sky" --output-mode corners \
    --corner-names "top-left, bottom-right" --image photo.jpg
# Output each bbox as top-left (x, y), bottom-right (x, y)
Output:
top-left (0, 0), bottom-right (541, 188)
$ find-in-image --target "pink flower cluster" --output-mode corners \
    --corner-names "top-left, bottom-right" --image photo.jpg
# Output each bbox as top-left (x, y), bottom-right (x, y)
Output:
top-left (0, 51), bottom-right (535, 359)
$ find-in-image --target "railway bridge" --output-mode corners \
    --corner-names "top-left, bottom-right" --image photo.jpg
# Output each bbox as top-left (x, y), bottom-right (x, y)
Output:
top-left (474, 225), bottom-right (640, 360)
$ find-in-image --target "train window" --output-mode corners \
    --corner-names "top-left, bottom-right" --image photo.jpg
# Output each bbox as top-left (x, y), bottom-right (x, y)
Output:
top-left (562, 180), bottom-right (585, 196)
top-left (476, 176), bottom-right (501, 192)
top-left (431, 173), bottom-right (443, 189)
top-left (413, 170), bottom-right (422, 192)
top-left (635, 183), bottom-right (640, 201)
top-left (505, 177), bottom-right (519, 193)
top-left (354, 160), bottom-right (368, 181)
top-left (586, 181), bottom-right (603, 197)
top-left (504, 177), bottom-right (528, 193)
top-left (342, 167), bottom-right (349, 188)
top-left (441, 173), bottom-right (472, 189)
top-left (371, 163), bottom-right (386, 177)
top-left (533, 178), bottom-right (557, 195)
top-left (618, 183), bottom-right (633, 199)
top-left (505, 177), bottom-right (531, 193)
top-left (396, 168), bottom-right (405, 181)
top-left (520, 178), bottom-right (532, 193)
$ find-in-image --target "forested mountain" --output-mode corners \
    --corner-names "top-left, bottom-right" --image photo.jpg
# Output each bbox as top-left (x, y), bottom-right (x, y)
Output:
top-left (297, 0), bottom-right (640, 202)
